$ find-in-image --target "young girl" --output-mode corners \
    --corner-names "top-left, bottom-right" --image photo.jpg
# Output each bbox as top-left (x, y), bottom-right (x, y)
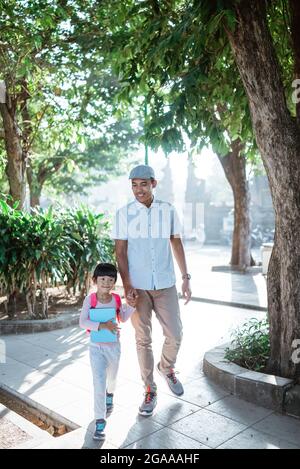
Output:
top-left (79, 262), bottom-right (135, 441)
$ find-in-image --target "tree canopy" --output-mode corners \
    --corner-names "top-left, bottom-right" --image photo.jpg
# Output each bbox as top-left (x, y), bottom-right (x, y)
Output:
top-left (0, 0), bottom-right (142, 206)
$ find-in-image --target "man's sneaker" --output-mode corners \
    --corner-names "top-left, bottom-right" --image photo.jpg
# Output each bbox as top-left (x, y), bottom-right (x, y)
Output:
top-left (138, 386), bottom-right (157, 416)
top-left (156, 362), bottom-right (184, 396)
top-left (106, 392), bottom-right (114, 413)
top-left (93, 419), bottom-right (106, 441)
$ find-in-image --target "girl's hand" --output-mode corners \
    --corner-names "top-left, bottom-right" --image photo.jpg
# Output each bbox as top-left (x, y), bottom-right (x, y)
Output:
top-left (99, 319), bottom-right (120, 334)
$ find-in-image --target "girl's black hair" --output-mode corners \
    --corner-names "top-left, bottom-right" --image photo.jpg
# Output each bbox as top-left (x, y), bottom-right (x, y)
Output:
top-left (92, 263), bottom-right (118, 282)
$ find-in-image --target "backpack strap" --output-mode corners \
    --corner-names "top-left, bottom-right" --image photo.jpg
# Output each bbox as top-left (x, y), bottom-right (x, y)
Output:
top-left (86, 292), bottom-right (98, 334)
top-left (111, 292), bottom-right (121, 311)
top-left (90, 292), bottom-right (97, 309)
top-left (112, 292), bottom-right (121, 323)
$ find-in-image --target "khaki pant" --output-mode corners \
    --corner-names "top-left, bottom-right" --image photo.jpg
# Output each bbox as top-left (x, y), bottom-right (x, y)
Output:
top-left (131, 285), bottom-right (183, 392)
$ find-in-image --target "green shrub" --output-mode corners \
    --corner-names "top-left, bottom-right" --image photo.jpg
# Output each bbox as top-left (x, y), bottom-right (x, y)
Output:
top-left (0, 202), bottom-right (73, 318)
top-left (0, 201), bottom-right (115, 319)
top-left (224, 318), bottom-right (270, 372)
top-left (61, 206), bottom-right (115, 296)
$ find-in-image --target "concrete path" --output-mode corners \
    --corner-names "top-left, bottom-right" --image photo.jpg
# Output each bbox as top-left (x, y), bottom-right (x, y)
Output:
top-left (1, 298), bottom-right (299, 449)
top-left (181, 244), bottom-right (267, 310)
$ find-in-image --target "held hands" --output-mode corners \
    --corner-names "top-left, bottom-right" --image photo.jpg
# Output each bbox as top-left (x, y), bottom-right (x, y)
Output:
top-left (182, 279), bottom-right (192, 305)
top-left (124, 284), bottom-right (138, 308)
top-left (98, 319), bottom-right (120, 334)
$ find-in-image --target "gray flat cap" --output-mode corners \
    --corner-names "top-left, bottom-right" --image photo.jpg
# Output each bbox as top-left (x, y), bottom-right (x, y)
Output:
top-left (129, 164), bottom-right (155, 180)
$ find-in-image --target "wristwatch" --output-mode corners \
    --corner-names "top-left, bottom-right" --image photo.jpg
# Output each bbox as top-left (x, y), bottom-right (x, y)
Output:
top-left (182, 273), bottom-right (191, 280)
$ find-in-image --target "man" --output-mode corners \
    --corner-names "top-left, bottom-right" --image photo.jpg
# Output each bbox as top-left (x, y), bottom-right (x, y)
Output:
top-left (112, 164), bottom-right (192, 416)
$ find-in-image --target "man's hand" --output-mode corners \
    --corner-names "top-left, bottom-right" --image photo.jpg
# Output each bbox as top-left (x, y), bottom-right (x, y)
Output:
top-left (124, 284), bottom-right (139, 307)
top-left (170, 237), bottom-right (191, 304)
top-left (182, 279), bottom-right (192, 305)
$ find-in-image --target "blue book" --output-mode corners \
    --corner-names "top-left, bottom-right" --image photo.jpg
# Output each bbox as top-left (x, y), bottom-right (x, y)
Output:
top-left (89, 308), bottom-right (117, 343)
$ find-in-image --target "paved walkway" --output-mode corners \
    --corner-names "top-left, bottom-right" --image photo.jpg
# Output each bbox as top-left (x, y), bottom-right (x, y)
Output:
top-left (1, 297), bottom-right (300, 449)
top-left (182, 244), bottom-right (267, 310)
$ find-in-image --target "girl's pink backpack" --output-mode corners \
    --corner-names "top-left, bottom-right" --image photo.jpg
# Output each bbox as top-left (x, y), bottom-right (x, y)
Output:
top-left (87, 292), bottom-right (121, 334)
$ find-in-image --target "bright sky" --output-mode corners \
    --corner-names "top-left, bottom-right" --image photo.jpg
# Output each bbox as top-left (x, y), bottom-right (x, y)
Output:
top-left (81, 146), bottom-right (216, 215)
top-left (53, 142), bottom-right (235, 235)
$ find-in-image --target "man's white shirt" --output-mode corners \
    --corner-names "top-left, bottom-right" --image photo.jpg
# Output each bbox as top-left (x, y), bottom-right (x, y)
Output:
top-left (111, 197), bottom-right (182, 290)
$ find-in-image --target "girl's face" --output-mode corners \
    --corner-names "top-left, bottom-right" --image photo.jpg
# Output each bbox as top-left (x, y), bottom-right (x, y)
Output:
top-left (95, 275), bottom-right (116, 293)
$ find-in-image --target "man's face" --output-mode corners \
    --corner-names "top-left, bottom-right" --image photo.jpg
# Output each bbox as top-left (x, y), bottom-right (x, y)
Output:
top-left (131, 178), bottom-right (157, 204)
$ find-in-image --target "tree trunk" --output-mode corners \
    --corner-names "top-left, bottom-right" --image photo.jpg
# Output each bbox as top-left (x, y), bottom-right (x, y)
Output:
top-left (27, 164), bottom-right (42, 208)
top-left (217, 140), bottom-right (252, 270)
top-left (0, 96), bottom-right (26, 208)
top-left (30, 190), bottom-right (42, 208)
top-left (80, 271), bottom-right (91, 301)
top-left (226, 0), bottom-right (300, 379)
top-left (40, 272), bottom-right (48, 319)
top-left (26, 270), bottom-right (38, 319)
top-left (6, 292), bottom-right (17, 320)
top-left (27, 156), bottom-right (64, 208)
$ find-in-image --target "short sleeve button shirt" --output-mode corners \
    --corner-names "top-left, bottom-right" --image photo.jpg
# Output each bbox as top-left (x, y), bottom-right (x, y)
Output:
top-left (111, 197), bottom-right (182, 290)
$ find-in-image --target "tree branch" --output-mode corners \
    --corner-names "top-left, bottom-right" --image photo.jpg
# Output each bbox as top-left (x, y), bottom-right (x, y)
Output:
top-left (37, 156), bottom-right (65, 186)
